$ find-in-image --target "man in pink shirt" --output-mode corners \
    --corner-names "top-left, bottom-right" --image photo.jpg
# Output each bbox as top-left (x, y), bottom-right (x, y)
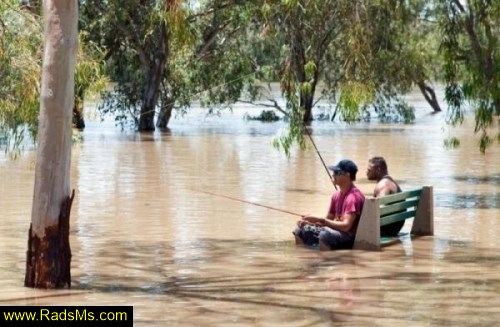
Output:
top-left (293, 159), bottom-right (365, 251)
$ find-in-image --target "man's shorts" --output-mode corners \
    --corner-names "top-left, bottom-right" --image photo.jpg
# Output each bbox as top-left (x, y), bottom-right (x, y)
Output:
top-left (293, 225), bottom-right (354, 250)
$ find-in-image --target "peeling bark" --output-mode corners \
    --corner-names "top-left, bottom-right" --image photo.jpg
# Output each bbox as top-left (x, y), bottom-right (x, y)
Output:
top-left (25, 190), bottom-right (74, 289)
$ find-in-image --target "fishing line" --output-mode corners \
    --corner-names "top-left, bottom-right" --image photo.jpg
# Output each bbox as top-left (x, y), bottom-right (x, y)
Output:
top-left (195, 189), bottom-right (303, 217)
top-left (303, 124), bottom-right (337, 190)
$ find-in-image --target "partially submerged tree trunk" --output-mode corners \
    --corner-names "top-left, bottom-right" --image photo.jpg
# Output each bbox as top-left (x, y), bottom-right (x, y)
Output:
top-left (139, 23), bottom-right (168, 132)
top-left (73, 98), bottom-right (85, 129)
top-left (301, 69), bottom-right (319, 122)
top-left (417, 81), bottom-right (441, 112)
top-left (156, 100), bottom-right (174, 129)
top-left (301, 91), bottom-right (314, 122)
top-left (25, 0), bottom-right (78, 289)
top-left (25, 191), bottom-right (75, 288)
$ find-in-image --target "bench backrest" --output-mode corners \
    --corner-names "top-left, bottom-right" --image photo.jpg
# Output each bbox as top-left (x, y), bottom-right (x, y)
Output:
top-left (353, 186), bottom-right (433, 251)
top-left (379, 188), bottom-right (422, 226)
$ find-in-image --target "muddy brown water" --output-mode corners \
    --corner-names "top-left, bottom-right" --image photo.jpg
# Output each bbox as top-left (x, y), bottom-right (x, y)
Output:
top-left (1, 98), bottom-right (499, 326)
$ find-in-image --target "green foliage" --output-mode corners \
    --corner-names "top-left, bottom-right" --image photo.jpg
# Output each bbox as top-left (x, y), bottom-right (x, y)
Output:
top-left (444, 83), bottom-right (465, 126)
top-left (1, 0), bottom-right (491, 157)
top-left (185, 1), bottom-right (257, 114)
top-left (362, 0), bottom-right (437, 122)
top-left (0, 1), bottom-right (41, 156)
top-left (0, 1), bottom-right (109, 155)
top-left (372, 94), bottom-right (415, 124)
top-left (304, 61), bottom-right (316, 81)
top-left (97, 49), bottom-right (144, 128)
top-left (75, 33), bottom-right (108, 106)
top-left (81, 1), bottom-right (168, 127)
top-left (272, 85), bottom-right (306, 157)
top-left (443, 136), bottom-right (460, 149)
top-left (248, 0), bottom-right (435, 153)
top-left (438, 0), bottom-right (500, 152)
top-left (81, 0), bottom-right (257, 129)
top-left (338, 82), bottom-right (375, 122)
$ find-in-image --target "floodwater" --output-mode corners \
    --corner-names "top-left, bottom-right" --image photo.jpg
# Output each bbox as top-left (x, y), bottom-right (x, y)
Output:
top-left (0, 93), bottom-right (499, 326)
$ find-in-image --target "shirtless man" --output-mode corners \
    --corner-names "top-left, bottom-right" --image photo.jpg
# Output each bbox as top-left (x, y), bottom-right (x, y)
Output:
top-left (366, 157), bottom-right (404, 236)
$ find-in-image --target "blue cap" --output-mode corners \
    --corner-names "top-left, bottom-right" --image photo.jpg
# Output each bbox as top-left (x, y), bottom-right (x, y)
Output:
top-left (328, 159), bottom-right (358, 174)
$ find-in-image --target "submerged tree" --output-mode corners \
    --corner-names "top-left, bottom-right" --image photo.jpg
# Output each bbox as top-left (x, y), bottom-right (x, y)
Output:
top-left (248, 0), bottom-right (444, 153)
top-left (251, 1), bottom-right (444, 125)
top-left (365, 0), bottom-right (443, 122)
top-left (80, 0), bottom-right (182, 131)
top-left (252, 0), bottom-right (352, 123)
top-left (81, 0), bottom-right (256, 131)
top-left (25, 0), bottom-right (78, 288)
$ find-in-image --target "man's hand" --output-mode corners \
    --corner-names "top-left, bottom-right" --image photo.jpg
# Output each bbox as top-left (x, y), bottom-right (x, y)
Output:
top-left (297, 219), bottom-right (312, 228)
top-left (302, 215), bottom-right (326, 226)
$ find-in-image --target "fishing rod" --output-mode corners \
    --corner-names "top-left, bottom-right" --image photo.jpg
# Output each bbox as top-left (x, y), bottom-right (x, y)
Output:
top-left (303, 123), bottom-right (338, 190)
top-left (195, 189), bottom-right (303, 217)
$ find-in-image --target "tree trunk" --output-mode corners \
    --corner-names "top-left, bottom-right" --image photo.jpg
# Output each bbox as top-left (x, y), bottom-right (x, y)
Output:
top-left (139, 23), bottom-right (168, 132)
top-left (301, 71), bottom-right (318, 122)
top-left (417, 81), bottom-right (441, 112)
top-left (25, 191), bottom-right (74, 288)
top-left (139, 65), bottom-right (163, 131)
top-left (73, 98), bottom-right (85, 129)
top-left (25, 0), bottom-right (77, 289)
top-left (301, 92), bottom-right (314, 122)
top-left (156, 100), bottom-right (174, 129)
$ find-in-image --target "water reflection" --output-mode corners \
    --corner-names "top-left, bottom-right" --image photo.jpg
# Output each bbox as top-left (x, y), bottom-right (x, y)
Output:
top-left (437, 193), bottom-right (500, 209)
top-left (61, 236), bottom-right (499, 325)
top-left (452, 174), bottom-right (500, 185)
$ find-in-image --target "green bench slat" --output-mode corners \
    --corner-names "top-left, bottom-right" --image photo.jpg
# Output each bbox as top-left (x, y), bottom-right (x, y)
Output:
top-left (379, 188), bottom-right (422, 205)
top-left (380, 209), bottom-right (416, 226)
top-left (380, 199), bottom-right (420, 215)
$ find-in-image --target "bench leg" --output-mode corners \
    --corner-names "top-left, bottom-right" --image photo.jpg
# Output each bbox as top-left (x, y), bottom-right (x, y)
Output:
top-left (411, 186), bottom-right (434, 235)
top-left (353, 198), bottom-right (381, 251)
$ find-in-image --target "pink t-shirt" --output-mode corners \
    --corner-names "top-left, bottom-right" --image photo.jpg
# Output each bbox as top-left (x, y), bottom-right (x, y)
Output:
top-left (328, 185), bottom-right (365, 235)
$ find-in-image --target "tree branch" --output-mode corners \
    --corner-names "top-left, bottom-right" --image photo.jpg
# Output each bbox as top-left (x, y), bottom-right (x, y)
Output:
top-left (116, 24), bottom-right (149, 72)
top-left (186, 1), bottom-right (237, 22)
top-left (451, 0), bottom-right (465, 13)
top-left (239, 99), bottom-right (287, 115)
top-left (312, 95), bottom-right (324, 108)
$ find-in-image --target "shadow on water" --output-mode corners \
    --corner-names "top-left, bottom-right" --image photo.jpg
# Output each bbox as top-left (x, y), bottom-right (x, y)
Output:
top-left (306, 126), bottom-right (407, 137)
top-left (285, 187), bottom-right (324, 195)
top-left (74, 239), bottom-right (500, 296)
top-left (452, 174), bottom-right (500, 185)
top-left (436, 192), bottom-right (500, 209)
top-left (66, 239), bottom-right (369, 323)
top-left (61, 238), bottom-right (500, 324)
top-left (2, 236), bottom-right (499, 325)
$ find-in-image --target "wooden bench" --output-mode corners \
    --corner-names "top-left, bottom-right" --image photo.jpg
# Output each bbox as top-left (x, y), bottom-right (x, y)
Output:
top-left (353, 186), bottom-right (434, 251)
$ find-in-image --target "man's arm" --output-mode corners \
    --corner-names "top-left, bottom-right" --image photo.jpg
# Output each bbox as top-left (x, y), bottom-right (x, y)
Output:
top-left (375, 178), bottom-right (398, 197)
top-left (322, 213), bottom-right (356, 232)
top-left (303, 213), bottom-right (356, 232)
